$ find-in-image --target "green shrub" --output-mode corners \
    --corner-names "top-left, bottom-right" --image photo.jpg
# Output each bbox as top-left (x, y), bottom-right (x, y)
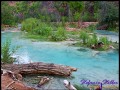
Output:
top-left (92, 34), bottom-right (98, 45)
top-left (79, 32), bottom-right (112, 51)
top-left (99, 36), bottom-right (110, 45)
top-left (57, 27), bottom-right (66, 37)
top-left (87, 34), bottom-right (98, 47)
top-left (21, 18), bottom-right (53, 36)
top-left (21, 18), bottom-right (38, 32)
top-left (87, 36), bottom-right (93, 46)
top-left (85, 24), bottom-right (96, 33)
top-left (50, 27), bottom-right (66, 41)
top-left (50, 32), bottom-right (60, 41)
top-left (1, 40), bottom-right (20, 64)
top-left (97, 45), bottom-right (109, 51)
top-left (79, 31), bottom-right (89, 44)
top-left (33, 22), bottom-right (52, 36)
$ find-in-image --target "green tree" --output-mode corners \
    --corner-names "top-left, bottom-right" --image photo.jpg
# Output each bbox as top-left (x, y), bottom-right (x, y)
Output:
top-left (98, 1), bottom-right (119, 28)
top-left (54, 1), bottom-right (68, 25)
top-left (15, 1), bottom-right (29, 22)
top-left (68, 1), bottom-right (85, 28)
top-left (1, 1), bottom-right (16, 26)
top-left (28, 1), bottom-right (41, 19)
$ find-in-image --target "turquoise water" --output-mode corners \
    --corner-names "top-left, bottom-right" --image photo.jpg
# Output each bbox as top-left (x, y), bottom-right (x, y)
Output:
top-left (95, 30), bottom-right (119, 43)
top-left (95, 30), bottom-right (119, 35)
top-left (1, 31), bottom-right (119, 86)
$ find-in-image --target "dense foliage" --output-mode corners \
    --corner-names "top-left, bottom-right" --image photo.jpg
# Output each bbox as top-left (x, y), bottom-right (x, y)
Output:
top-left (1, 1), bottom-right (119, 30)
top-left (21, 18), bottom-right (66, 41)
top-left (98, 1), bottom-right (119, 28)
top-left (1, 2), bottom-right (16, 26)
top-left (1, 1), bottom-right (118, 50)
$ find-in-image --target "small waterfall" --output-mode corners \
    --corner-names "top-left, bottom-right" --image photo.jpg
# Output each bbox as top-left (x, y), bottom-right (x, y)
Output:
top-left (13, 51), bottom-right (32, 64)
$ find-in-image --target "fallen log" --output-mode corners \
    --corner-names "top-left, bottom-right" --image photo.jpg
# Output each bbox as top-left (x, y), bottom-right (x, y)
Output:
top-left (1, 62), bottom-right (77, 77)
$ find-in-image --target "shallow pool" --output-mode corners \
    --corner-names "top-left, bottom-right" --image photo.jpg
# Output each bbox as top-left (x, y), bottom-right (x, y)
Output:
top-left (1, 31), bottom-right (119, 87)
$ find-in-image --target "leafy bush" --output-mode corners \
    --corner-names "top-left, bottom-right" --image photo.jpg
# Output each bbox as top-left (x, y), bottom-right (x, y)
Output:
top-left (57, 27), bottom-right (66, 37)
top-left (87, 36), bottom-right (93, 46)
top-left (33, 22), bottom-right (52, 36)
top-left (85, 24), bottom-right (96, 33)
top-left (79, 31), bottom-right (89, 44)
top-left (92, 34), bottom-right (98, 44)
top-left (50, 32), bottom-right (60, 41)
top-left (50, 27), bottom-right (66, 41)
top-left (1, 40), bottom-right (20, 64)
top-left (99, 36), bottom-right (111, 45)
top-left (86, 33), bottom-right (98, 47)
top-left (21, 18), bottom-right (38, 32)
top-left (21, 18), bottom-right (53, 36)
top-left (78, 31), bottom-right (113, 51)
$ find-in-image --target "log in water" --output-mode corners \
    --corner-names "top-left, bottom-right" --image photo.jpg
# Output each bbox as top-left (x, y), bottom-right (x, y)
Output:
top-left (1, 62), bottom-right (77, 77)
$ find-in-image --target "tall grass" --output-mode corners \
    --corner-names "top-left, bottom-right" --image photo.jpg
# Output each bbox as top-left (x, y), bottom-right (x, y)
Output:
top-left (1, 40), bottom-right (20, 64)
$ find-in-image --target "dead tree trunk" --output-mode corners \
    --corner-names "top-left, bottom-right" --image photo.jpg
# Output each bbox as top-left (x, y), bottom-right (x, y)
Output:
top-left (1, 62), bottom-right (77, 77)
